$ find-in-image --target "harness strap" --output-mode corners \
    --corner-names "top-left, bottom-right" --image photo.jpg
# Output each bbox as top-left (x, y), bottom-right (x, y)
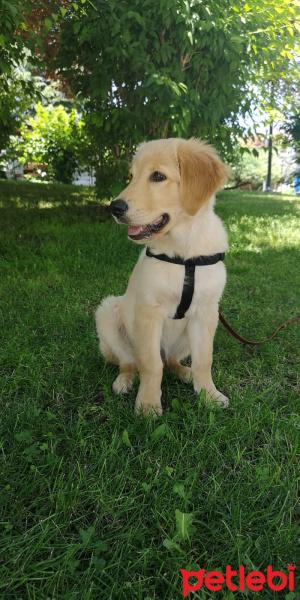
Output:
top-left (145, 248), bottom-right (225, 319)
top-left (145, 248), bottom-right (299, 340)
top-left (174, 264), bottom-right (195, 320)
top-left (146, 248), bottom-right (225, 266)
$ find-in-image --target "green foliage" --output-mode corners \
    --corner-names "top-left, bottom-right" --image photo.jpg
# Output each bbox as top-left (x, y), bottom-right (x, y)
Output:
top-left (91, 145), bottom-right (129, 200)
top-left (0, 1), bottom-right (45, 85)
top-left (0, 58), bottom-right (36, 156)
top-left (0, 83), bottom-right (28, 157)
top-left (0, 0), bottom-right (31, 78)
top-left (2, 0), bottom-right (299, 189)
top-left (0, 1), bottom-right (74, 160)
top-left (284, 115), bottom-right (300, 151)
top-left (16, 103), bottom-right (87, 184)
top-left (231, 149), bottom-right (282, 189)
top-left (48, 0), bottom-right (299, 164)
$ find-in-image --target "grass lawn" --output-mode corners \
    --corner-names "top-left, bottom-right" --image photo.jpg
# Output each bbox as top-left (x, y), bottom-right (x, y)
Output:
top-left (0, 180), bottom-right (299, 600)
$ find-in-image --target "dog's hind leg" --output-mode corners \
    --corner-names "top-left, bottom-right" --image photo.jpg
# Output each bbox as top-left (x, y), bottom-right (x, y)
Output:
top-left (112, 362), bottom-right (136, 394)
top-left (168, 359), bottom-right (192, 383)
top-left (95, 297), bottom-right (136, 393)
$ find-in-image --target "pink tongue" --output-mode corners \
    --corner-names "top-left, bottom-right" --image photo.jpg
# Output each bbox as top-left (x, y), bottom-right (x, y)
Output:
top-left (128, 225), bottom-right (147, 236)
top-left (128, 216), bottom-right (162, 237)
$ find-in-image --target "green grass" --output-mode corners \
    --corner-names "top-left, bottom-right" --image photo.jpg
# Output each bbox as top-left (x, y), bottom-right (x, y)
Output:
top-left (0, 180), bottom-right (299, 600)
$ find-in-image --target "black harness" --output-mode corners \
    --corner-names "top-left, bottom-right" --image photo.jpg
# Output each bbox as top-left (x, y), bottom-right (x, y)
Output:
top-left (146, 247), bottom-right (225, 320)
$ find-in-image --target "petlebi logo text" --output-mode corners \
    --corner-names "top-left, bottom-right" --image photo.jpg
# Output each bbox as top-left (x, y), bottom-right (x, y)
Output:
top-left (181, 564), bottom-right (295, 596)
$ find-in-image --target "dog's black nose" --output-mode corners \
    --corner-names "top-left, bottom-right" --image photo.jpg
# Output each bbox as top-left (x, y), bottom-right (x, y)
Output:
top-left (110, 199), bottom-right (128, 218)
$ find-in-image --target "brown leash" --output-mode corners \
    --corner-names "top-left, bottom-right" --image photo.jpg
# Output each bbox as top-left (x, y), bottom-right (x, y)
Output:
top-left (219, 311), bottom-right (300, 346)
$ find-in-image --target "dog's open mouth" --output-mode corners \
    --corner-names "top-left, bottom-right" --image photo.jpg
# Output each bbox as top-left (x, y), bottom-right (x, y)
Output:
top-left (127, 213), bottom-right (169, 240)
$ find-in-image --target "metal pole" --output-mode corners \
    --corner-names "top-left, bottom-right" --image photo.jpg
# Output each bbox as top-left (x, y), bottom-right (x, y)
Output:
top-left (266, 120), bottom-right (273, 191)
top-left (264, 80), bottom-right (275, 192)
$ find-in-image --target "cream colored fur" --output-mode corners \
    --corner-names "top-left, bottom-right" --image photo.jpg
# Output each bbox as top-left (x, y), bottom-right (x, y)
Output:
top-left (95, 138), bottom-right (230, 416)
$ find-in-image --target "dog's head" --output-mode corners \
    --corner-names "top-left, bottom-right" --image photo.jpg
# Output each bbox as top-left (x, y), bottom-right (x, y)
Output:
top-left (110, 137), bottom-right (230, 243)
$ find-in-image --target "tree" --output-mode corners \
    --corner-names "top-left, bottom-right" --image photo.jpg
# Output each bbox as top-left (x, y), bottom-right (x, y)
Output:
top-left (282, 115), bottom-right (300, 155)
top-left (0, 1), bottom-right (37, 154)
top-left (0, 0), bottom-right (31, 79)
top-left (0, 1), bottom-right (57, 155)
top-left (45, 0), bottom-right (299, 166)
top-left (0, 83), bottom-right (29, 158)
top-left (0, 0), bottom-right (74, 115)
top-left (0, 0), bottom-right (69, 79)
top-left (0, 0), bottom-right (47, 84)
top-left (15, 103), bottom-right (87, 184)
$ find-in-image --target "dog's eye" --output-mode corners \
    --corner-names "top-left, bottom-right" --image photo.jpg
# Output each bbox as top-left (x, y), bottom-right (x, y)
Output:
top-left (150, 171), bottom-right (166, 182)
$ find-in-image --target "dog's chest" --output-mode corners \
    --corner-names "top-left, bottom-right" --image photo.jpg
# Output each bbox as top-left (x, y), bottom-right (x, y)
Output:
top-left (137, 258), bottom-right (226, 318)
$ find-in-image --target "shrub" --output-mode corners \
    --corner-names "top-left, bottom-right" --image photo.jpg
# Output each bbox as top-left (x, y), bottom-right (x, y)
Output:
top-left (15, 103), bottom-right (87, 184)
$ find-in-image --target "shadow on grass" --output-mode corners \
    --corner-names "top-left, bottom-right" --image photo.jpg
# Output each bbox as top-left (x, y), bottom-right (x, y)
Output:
top-left (0, 179), bottom-right (111, 226)
top-left (0, 179), bottom-right (100, 205)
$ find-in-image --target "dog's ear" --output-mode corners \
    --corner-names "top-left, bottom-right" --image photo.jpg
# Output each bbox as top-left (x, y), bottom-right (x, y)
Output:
top-left (177, 138), bottom-right (230, 216)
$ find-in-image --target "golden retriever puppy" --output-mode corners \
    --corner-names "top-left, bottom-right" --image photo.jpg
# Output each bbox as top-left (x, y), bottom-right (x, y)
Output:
top-left (95, 137), bottom-right (230, 416)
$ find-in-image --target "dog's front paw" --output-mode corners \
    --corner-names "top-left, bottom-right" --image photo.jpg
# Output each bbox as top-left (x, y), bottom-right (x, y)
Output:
top-left (135, 394), bottom-right (162, 417)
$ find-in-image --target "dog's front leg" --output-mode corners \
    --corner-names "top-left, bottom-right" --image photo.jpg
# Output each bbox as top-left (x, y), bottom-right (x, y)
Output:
top-left (187, 307), bottom-right (229, 407)
top-left (134, 306), bottom-right (164, 416)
